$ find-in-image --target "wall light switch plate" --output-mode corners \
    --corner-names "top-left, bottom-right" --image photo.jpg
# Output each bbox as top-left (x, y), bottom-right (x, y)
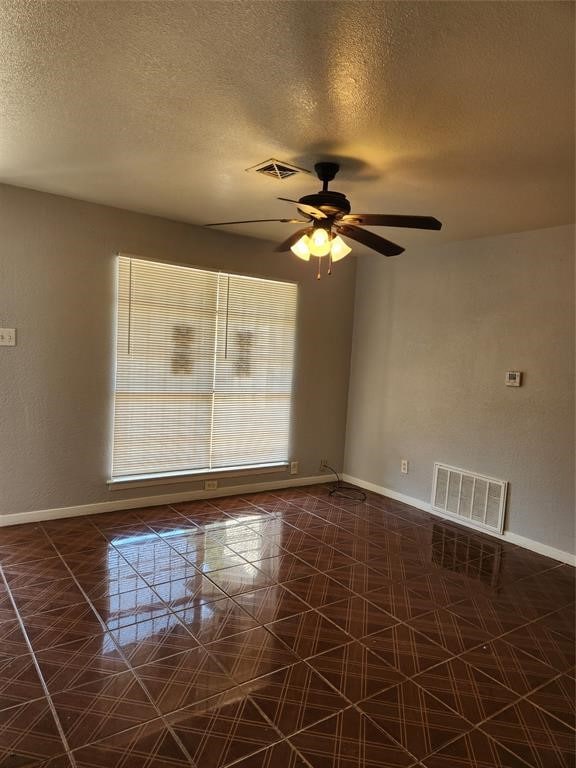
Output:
top-left (505, 371), bottom-right (522, 387)
top-left (0, 328), bottom-right (16, 346)
top-left (204, 479), bottom-right (218, 490)
top-left (290, 461), bottom-right (299, 475)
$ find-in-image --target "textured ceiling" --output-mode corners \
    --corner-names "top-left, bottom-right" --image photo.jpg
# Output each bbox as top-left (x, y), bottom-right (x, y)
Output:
top-left (0, 1), bottom-right (574, 251)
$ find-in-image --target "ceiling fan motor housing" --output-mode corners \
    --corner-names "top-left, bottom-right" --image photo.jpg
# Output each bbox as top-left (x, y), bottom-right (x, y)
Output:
top-left (298, 191), bottom-right (351, 218)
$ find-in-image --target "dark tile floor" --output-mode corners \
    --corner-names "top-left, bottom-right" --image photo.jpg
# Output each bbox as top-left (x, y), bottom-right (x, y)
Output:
top-left (0, 484), bottom-right (574, 767)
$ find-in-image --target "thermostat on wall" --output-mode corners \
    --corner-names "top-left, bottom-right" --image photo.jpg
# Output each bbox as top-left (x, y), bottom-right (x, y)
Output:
top-left (505, 371), bottom-right (522, 387)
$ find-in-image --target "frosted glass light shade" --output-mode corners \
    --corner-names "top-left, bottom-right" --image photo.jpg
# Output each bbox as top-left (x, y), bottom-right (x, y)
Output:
top-left (290, 235), bottom-right (311, 261)
top-left (309, 228), bottom-right (331, 257)
top-left (330, 235), bottom-right (352, 262)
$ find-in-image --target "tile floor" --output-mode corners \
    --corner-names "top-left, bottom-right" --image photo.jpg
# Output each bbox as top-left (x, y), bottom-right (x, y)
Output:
top-left (0, 484), bottom-right (574, 767)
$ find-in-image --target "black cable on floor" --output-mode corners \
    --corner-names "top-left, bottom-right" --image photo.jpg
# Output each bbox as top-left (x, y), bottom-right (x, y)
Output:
top-left (323, 463), bottom-right (367, 502)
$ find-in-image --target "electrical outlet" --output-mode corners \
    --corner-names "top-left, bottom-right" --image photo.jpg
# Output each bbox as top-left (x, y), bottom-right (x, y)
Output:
top-left (290, 461), bottom-right (299, 475)
top-left (204, 479), bottom-right (218, 490)
top-left (319, 459), bottom-right (329, 472)
top-left (0, 328), bottom-right (16, 346)
top-left (401, 459), bottom-right (409, 474)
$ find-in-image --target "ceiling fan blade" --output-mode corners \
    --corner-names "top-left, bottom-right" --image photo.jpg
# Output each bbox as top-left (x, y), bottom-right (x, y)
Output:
top-left (205, 218), bottom-right (307, 226)
top-left (277, 198), bottom-right (327, 219)
top-left (341, 214), bottom-right (442, 230)
top-left (275, 228), bottom-right (312, 252)
top-left (336, 224), bottom-right (404, 257)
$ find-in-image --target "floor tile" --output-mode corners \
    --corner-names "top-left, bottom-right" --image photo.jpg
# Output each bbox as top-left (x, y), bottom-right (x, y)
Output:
top-left (187, 545), bottom-right (250, 575)
top-left (79, 572), bottom-right (150, 602)
top-left (2, 557), bottom-right (71, 590)
top-left (501, 617), bottom-right (575, 672)
top-left (0, 618), bottom-right (29, 661)
top-left (151, 573), bottom-right (226, 611)
top-left (0, 698), bottom-right (67, 765)
top-left (360, 582), bottom-right (436, 621)
top-left (526, 673), bottom-right (575, 729)
top-left (110, 613), bottom-right (200, 667)
top-left (282, 573), bottom-right (354, 608)
top-left (406, 608), bottom-right (492, 655)
top-left (244, 661), bottom-right (347, 736)
top-left (133, 645), bottom-right (235, 713)
top-left (205, 563), bottom-right (275, 596)
top-left (266, 610), bottom-right (351, 659)
top-left (325, 563), bottom-right (390, 594)
top-left (422, 728), bottom-right (530, 767)
top-left (201, 524), bottom-right (261, 547)
top-left (317, 596), bottom-right (397, 639)
top-left (251, 553), bottom-right (320, 583)
top-left (499, 583), bottom-right (571, 623)
top-left (295, 545), bottom-right (357, 571)
top-left (166, 691), bottom-right (279, 767)
top-left (132, 505), bottom-right (181, 522)
top-left (51, 669), bottom-right (159, 749)
top-left (92, 584), bottom-right (171, 631)
top-left (229, 740), bottom-right (310, 768)
top-left (289, 705), bottom-right (416, 767)
top-left (404, 572), bottom-right (471, 607)
top-left (174, 596), bottom-right (259, 645)
top-left (228, 538), bottom-right (284, 563)
top-left (480, 699), bottom-right (575, 768)
top-left (70, 718), bottom-right (191, 767)
top-left (1, 524), bottom-right (49, 547)
top-left (10, 577), bottom-right (86, 617)
top-left (21, 603), bottom-right (104, 652)
top-left (206, 626), bottom-right (298, 683)
top-left (446, 594), bottom-right (532, 637)
top-left (0, 540), bottom-right (57, 566)
top-left (332, 538), bottom-right (391, 564)
top-left (358, 679), bottom-right (471, 760)
top-left (139, 555), bottom-right (205, 585)
top-left (35, 633), bottom-right (131, 693)
top-left (307, 641), bottom-right (405, 702)
top-left (542, 605), bottom-right (576, 641)
top-left (61, 549), bottom-right (130, 576)
top-left (38, 754), bottom-right (74, 766)
top-left (0, 587), bottom-right (17, 623)
top-left (461, 638), bottom-right (557, 695)
top-left (0, 653), bottom-right (44, 712)
top-left (414, 657), bottom-right (519, 723)
top-left (231, 584), bottom-right (311, 624)
top-left (363, 623), bottom-right (452, 677)
top-left (373, 552), bottom-right (436, 583)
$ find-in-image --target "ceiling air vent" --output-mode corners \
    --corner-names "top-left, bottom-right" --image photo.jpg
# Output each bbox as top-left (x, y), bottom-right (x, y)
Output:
top-left (246, 159), bottom-right (310, 181)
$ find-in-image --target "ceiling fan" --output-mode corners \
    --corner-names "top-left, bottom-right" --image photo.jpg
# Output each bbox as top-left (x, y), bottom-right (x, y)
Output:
top-left (205, 162), bottom-right (442, 277)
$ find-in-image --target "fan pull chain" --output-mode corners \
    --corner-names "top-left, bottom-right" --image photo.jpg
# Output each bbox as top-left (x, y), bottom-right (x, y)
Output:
top-left (316, 256), bottom-right (321, 280)
top-left (327, 252), bottom-right (332, 276)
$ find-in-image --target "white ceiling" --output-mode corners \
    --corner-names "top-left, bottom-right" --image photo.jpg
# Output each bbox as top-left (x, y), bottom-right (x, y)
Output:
top-left (0, 1), bottom-right (574, 251)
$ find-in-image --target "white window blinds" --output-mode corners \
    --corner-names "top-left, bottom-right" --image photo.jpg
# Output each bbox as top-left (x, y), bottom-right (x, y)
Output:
top-left (111, 255), bottom-right (297, 480)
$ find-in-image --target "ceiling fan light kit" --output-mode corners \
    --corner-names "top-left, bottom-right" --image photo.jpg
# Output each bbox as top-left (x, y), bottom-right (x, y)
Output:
top-left (206, 161), bottom-right (442, 278)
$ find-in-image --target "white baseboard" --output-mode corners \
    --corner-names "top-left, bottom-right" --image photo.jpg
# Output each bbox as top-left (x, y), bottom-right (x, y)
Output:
top-left (0, 475), bottom-right (328, 528)
top-left (342, 473), bottom-right (575, 566)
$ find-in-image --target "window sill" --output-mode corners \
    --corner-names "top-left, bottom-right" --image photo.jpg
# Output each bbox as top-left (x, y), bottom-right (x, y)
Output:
top-left (108, 462), bottom-right (289, 490)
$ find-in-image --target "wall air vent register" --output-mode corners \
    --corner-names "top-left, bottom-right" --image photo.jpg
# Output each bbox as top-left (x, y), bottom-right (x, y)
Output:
top-left (432, 463), bottom-right (508, 534)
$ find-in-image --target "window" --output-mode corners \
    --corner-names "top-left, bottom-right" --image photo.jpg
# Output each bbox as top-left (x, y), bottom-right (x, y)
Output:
top-left (111, 255), bottom-right (297, 481)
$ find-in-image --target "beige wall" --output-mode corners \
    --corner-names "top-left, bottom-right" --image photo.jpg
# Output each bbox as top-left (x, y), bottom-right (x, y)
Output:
top-left (0, 183), bottom-right (356, 517)
top-left (345, 225), bottom-right (575, 555)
